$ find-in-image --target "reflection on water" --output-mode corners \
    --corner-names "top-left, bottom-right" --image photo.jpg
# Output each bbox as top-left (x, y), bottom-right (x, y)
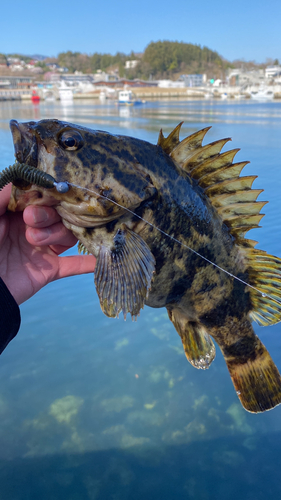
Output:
top-left (1, 99), bottom-right (281, 498)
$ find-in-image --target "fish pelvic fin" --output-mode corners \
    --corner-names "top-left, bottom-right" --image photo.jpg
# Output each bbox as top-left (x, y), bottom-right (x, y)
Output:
top-left (167, 308), bottom-right (216, 369)
top-left (161, 123), bottom-right (266, 247)
top-left (78, 241), bottom-right (90, 255)
top-left (215, 323), bottom-right (281, 412)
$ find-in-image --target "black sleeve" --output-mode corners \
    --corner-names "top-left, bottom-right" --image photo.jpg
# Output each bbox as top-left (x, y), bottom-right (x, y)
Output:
top-left (0, 278), bottom-right (21, 355)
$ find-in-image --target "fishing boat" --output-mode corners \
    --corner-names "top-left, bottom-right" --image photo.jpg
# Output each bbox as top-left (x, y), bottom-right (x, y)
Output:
top-left (118, 90), bottom-right (144, 106)
top-left (251, 87), bottom-right (274, 101)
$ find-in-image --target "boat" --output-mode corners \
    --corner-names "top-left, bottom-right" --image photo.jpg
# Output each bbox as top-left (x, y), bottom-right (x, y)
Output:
top-left (31, 90), bottom-right (40, 104)
top-left (42, 89), bottom-right (56, 102)
top-left (251, 87), bottom-right (274, 101)
top-left (58, 82), bottom-right (73, 102)
top-left (118, 90), bottom-right (144, 106)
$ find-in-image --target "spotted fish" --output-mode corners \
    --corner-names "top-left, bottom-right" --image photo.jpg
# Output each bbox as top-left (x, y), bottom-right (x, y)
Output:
top-left (6, 119), bottom-right (281, 413)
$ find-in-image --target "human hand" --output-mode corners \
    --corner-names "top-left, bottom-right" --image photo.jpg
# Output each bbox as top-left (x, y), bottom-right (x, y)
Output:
top-left (0, 185), bottom-right (96, 305)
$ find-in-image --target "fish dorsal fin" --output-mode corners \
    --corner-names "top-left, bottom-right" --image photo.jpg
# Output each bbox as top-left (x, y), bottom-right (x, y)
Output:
top-left (169, 127), bottom-right (211, 163)
top-left (157, 122), bottom-right (183, 154)
top-left (161, 123), bottom-right (266, 246)
top-left (245, 248), bottom-right (281, 326)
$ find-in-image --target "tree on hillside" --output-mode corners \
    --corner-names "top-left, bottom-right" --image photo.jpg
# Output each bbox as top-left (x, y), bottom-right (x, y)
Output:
top-left (141, 41), bottom-right (226, 78)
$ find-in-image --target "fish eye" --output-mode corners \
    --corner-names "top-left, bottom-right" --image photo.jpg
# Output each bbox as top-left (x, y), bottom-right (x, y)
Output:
top-left (58, 130), bottom-right (84, 151)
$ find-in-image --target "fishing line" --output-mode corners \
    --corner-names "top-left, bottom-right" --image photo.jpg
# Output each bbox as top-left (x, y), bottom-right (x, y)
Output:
top-left (66, 181), bottom-right (271, 301)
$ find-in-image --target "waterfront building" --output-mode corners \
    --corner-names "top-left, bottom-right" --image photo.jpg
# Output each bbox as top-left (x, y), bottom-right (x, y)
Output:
top-left (178, 74), bottom-right (206, 87)
top-left (0, 76), bottom-right (34, 89)
top-left (265, 66), bottom-right (281, 79)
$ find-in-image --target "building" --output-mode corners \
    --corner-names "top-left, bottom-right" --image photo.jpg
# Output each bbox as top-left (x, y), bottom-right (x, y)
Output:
top-left (178, 74), bottom-right (206, 87)
top-left (228, 68), bottom-right (265, 87)
top-left (265, 66), bottom-right (281, 79)
top-left (0, 76), bottom-right (34, 89)
top-left (125, 60), bottom-right (139, 70)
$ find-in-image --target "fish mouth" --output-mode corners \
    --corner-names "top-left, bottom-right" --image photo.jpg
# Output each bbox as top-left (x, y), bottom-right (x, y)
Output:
top-left (57, 204), bottom-right (127, 228)
top-left (10, 120), bottom-right (38, 168)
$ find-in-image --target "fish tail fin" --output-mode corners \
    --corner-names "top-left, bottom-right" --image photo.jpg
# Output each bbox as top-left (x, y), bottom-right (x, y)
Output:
top-left (217, 326), bottom-right (281, 412)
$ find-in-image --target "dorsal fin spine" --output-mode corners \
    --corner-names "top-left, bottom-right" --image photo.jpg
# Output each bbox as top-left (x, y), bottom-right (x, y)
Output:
top-left (158, 123), bottom-right (267, 247)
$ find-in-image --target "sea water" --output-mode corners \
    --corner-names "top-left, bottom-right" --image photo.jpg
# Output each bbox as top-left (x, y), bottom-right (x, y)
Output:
top-left (0, 98), bottom-right (281, 499)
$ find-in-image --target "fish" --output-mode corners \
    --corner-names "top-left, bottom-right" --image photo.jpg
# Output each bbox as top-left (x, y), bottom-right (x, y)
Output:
top-left (6, 118), bottom-right (281, 413)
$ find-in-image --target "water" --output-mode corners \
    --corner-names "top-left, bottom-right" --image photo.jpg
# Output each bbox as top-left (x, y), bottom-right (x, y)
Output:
top-left (1, 98), bottom-right (281, 499)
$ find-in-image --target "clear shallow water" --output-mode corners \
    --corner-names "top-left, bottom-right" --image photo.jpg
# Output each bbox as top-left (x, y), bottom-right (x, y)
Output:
top-left (1, 99), bottom-right (281, 499)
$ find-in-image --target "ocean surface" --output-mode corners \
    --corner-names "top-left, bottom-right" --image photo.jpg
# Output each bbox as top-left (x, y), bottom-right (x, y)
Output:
top-left (1, 97), bottom-right (281, 499)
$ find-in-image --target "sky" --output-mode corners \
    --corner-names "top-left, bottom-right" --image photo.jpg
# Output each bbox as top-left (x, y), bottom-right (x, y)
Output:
top-left (0, 0), bottom-right (280, 63)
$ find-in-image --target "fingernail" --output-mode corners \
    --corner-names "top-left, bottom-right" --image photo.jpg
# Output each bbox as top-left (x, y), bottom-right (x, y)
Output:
top-left (33, 207), bottom-right (48, 224)
top-left (30, 228), bottom-right (51, 242)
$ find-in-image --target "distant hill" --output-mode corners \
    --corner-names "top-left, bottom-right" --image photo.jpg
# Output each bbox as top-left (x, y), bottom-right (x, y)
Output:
top-left (53, 42), bottom-right (231, 80)
top-left (139, 41), bottom-right (230, 79)
top-left (6, 42), bottom-right (271, 80)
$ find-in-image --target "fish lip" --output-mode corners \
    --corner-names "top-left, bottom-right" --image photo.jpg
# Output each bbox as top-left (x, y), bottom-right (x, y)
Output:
top-left (10, 120), bottom-right (38, 168)
top-left (57, 204), bottom-right (126, 228)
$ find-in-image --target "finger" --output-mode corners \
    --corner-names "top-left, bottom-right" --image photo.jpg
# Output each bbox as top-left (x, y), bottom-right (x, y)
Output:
top-left (23, 205), bottom-right (61, 228)
top-left (0, 184), bottom-right (12, 216)
top-left (26, 221), bottom-right (78, 247)
top-left (55, 255), bottom-right (96, 279)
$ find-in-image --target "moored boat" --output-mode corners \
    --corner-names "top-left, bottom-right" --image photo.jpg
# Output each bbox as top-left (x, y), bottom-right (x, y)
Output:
top-left (251, 87), bottom-right (274, 101)
top-left (118, 90), bottom-right (144, 106)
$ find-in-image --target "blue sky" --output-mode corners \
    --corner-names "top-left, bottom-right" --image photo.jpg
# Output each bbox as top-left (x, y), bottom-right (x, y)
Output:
top-left (1, 0), bottom-right (280, 63)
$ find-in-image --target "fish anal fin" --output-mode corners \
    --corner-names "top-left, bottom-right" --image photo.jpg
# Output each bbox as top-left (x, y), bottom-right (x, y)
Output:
top-left (222, 336), bottom-right (281, 413)
top-left (167, 308), bottom-right (216, 369)
top-left (95, 225), bottom-right (155, 320)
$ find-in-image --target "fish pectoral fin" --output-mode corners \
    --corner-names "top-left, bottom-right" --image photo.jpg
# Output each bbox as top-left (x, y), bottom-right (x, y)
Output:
top-left (94, 224), bottom-right (155, 320)
top-left (217, 330), bottom-right (281, 413)
top-left (167, 309), bottom-right (216, 369)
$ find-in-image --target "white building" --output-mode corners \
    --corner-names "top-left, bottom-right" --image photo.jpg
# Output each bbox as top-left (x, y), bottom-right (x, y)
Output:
top-left (178, 74), bottom-right (206, 87)
top-left (265, 66), bottom-right (281, 79)
top-left (158, 79), bottom-right (185, 88)
top-left (125, 60), bottom-right (139, 69)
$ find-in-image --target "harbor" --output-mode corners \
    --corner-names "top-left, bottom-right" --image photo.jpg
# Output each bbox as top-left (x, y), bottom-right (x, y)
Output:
top-left (2, 64), bottom-right (281, 102)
